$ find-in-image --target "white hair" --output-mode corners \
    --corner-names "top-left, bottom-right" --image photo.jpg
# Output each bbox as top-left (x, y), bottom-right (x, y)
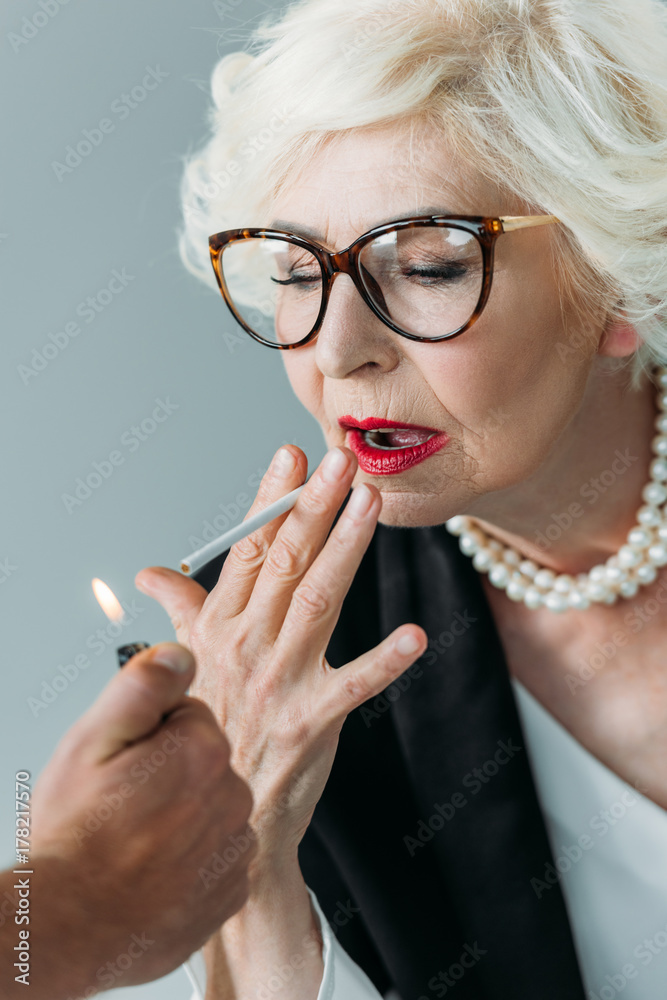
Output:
top-left (179, 0), bottom-right (667, 389)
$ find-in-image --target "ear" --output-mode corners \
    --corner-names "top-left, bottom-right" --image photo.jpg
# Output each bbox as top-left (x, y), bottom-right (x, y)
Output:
top-left (597, 313), bottom-right (642, 358)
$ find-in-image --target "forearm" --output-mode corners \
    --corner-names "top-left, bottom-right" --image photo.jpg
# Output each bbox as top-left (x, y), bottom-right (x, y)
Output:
top-left (203, 855), bottom-right (324, 1000)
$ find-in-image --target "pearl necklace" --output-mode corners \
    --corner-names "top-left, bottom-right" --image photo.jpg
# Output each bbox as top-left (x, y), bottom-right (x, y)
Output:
top-left (445, 364), bottom-right (667, 613)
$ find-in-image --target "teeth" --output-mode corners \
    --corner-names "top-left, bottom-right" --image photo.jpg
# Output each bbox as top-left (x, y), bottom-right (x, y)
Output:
top-left (364, 429), bottom-right (398, 450)
top-left (363, 428), bottom-right (435, 450)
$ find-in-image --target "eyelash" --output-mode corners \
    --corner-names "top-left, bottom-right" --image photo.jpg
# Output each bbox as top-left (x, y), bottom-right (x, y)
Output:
top-left (270, 263), bottom-right (471, 287)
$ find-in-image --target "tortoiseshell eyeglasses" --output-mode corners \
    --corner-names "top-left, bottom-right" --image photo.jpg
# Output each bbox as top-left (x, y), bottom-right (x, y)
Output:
top-left (208, 214), bottom-right (560, 349)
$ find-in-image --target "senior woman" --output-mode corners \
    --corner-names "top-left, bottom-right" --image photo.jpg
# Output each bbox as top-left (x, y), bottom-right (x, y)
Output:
top-left (135, 0), bottom-right (667, 997)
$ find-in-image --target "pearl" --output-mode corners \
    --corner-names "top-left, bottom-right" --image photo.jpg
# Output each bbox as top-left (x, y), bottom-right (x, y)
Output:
top-left (604, 565), bottom-right (627, 586)
top-left (446, 365), bottom-right (667, 614)
top-left (627, 527), bottom-right (653, 548)
top-left (544, 591), bottom-right (569, 613)
top-left (489, 562), bottom-right (511, 587)
top-left (523, 587), bottom-right (543, 609)
top-left (585, 581), bottom-right (610, 602)
top-left (506, 578), bottom-right (526, 601)
top-left (568, 589), bottom-right (590, 610)
top-left (446, 515), bottom-right (469, 536)
top-left (459, 531), bottom-right (483, 556)
top-left (638, 505), bottom-right (662, 527)
top-left (648, 543), bottom-right (667, 566)
top-left (472, 548), bottom-right (495, 572)
top-left (619, 578), bottom-right (639, 598)
top-left (617, 545), bottom-right (643, 568)
top-left (534, 568), bottom-right (556, 590)
top-left (652, 435), bottom-right (667, 457)
top-left (636, 563), bottom-right (658, 584)
top-left (642, 482), bottom-right (667, 506)
top-left (650, 458), bottom-right (667, 481)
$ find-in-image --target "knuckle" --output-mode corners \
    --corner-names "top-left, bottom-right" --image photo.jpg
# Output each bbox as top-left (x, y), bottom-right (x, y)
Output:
top-left (169, 610), bottom-right (186, 635)
top-left (290, 582), bottom-right (330, 623)
top-left (340, 672), bottom-right (371, 706)
top-left (264, 535), bottom-right (306, 580)
top-left (231, 531), bottom-right (270, 569)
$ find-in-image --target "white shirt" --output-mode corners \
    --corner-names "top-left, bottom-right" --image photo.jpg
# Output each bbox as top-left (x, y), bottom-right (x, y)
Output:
top-left (185, 677), bottom-right (667, 1000)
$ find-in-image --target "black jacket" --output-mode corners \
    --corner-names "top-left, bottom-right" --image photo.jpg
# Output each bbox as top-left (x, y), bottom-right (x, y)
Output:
top-left (193, 502), bottom-right (587, 1000)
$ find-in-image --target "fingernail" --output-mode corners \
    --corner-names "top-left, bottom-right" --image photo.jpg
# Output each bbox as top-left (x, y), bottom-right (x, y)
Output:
top-left (347, 483), bottom-right (374, 517)
top-left (151, 644), bottom-right (193, 674)
top-left (271, 447), bottom-right (297, 477)
top-left (395, 632), bottom-right (422, 655)
top-left (322, 447), bottom-right (349, 483)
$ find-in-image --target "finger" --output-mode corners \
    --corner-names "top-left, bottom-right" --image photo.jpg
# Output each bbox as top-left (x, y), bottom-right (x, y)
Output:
top-left (321, 626), bottom-right (428, 726)
top-left (239, 446), bottom-right (357, 642)
top-left (210, 444), bottom-right (307, 619)
top-left (273, 480), bottom-right (380, 667)
top-left (72, 643), bottom-right (196, 763)
top-left (135, 567), bottom-right (208, 646)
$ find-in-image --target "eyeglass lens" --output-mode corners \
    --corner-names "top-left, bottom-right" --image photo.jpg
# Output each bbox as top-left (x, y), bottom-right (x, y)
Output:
top-left (219, 226), bottom-right (485, 344)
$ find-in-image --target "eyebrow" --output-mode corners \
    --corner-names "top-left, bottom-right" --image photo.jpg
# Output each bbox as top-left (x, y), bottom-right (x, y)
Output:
top-left (268, 207), bottom-right (457, 244)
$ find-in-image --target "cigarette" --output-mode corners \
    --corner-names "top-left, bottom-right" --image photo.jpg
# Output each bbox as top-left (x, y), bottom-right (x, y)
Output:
top-left (180, 482), bottom-right (307, 576)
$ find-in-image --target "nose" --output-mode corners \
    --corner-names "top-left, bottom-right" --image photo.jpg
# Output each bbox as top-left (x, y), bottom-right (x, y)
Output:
top-left (313, 272), bottom-right (402, 380)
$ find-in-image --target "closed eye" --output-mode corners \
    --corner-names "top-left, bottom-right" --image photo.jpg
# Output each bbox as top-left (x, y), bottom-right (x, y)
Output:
top-left (271, 272), bottom-right (322, 286)
top-left (402, 263), bottom-right (470, 284)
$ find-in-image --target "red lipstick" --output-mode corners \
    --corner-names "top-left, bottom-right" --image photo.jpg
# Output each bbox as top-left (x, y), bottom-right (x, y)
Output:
top-left (337, 415), bottom-right (449, 476)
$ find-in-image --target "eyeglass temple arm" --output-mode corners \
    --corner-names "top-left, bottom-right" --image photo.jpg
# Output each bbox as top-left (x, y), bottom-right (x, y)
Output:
top-left (499, 215), bottom-right (560, 232)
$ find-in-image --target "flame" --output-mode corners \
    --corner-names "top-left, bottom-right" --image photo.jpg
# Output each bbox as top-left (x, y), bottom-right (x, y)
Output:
top-left (91, 578), bottom-right (124, 623)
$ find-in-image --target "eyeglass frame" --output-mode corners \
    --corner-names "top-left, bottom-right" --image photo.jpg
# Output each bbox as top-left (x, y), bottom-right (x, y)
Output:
top-left (208, 214), bottom-right (560, 350)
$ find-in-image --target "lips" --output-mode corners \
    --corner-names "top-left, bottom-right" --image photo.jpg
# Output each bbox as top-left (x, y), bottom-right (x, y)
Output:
top-left (337, 415), bottom-right (450, 475)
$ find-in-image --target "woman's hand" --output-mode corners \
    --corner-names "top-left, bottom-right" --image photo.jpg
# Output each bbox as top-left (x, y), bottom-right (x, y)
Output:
top-left (135, 445), bottom-right (427, 870)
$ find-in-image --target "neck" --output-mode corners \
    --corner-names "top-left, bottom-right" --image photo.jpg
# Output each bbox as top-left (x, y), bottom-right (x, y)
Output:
top-left (466, 365), bottom-right (659, 577)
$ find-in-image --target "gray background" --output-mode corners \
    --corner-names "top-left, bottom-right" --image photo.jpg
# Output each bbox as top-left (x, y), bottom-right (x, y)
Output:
top-left (1, 1), bottom-right (324, 996)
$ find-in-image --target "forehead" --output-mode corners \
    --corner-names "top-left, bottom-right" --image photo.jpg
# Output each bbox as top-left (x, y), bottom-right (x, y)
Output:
top-left (270, 121), bottom-right (526, 246)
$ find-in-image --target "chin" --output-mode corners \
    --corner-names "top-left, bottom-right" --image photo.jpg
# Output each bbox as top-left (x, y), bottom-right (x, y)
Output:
top-left (373, 485), bottom-right (455, 529)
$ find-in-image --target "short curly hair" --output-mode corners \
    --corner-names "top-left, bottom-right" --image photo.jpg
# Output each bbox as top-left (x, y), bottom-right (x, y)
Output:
top-left (179, 0), bottom-right (667, 389)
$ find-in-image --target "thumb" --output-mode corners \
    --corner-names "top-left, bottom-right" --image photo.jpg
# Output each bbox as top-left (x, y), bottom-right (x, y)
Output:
top-left (135, 565), bottom-right (208, 646)
top-left (76, 642), bottom-right (196, 763)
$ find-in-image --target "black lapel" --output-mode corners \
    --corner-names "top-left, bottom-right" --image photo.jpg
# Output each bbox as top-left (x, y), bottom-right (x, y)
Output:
top-left (371, 522), bottom-right (587, 999)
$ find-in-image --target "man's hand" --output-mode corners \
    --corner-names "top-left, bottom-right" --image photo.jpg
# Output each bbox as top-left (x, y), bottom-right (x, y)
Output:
top-left (3, 642), bottom-right (255, 998)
